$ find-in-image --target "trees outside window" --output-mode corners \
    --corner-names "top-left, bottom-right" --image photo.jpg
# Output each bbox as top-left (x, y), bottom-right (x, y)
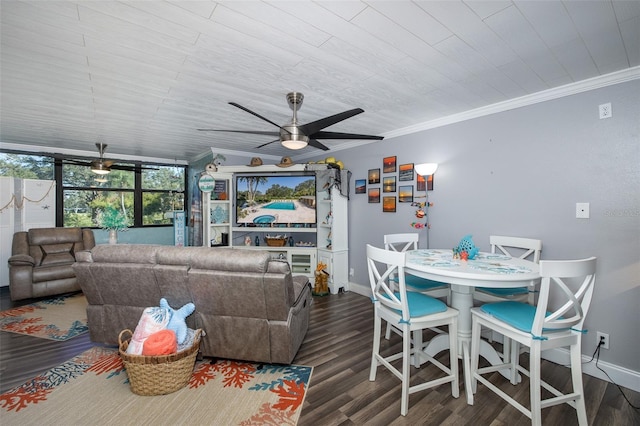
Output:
top-left (1, 151), bottom-right (186, 228)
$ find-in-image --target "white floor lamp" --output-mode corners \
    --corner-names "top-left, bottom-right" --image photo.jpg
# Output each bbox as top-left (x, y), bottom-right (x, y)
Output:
top-left (414, 163), bottom-right (438, 249)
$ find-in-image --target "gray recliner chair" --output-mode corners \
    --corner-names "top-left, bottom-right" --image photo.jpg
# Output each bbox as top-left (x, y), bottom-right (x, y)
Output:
top-left (8, 227), bottom-right (95, 301)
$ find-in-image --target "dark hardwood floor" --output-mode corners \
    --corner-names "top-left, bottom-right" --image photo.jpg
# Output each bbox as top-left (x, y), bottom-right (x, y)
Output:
top-left (1, 287), bottom-right (638, 425)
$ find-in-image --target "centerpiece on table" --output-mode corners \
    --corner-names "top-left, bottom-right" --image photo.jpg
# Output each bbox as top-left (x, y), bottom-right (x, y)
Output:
top-left (97, 206), bottom-right (130, 244)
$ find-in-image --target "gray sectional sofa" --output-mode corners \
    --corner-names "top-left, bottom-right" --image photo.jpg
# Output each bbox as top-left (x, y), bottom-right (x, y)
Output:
top-left (73, 244), bottom-right (312, 364)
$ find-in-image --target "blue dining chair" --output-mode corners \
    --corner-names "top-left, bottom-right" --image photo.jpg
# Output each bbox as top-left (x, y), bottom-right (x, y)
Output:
top-left (469, 257), bottom-right (597, 426)
top-left (366, 244), bottom-right (459, 416)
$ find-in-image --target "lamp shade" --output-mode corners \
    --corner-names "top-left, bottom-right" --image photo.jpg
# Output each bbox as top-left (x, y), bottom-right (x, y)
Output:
top-left (415, 163), bottom-right (438, 176)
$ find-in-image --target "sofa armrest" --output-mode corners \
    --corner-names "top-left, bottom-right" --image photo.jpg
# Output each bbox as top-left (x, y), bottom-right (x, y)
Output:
top-left (8, 254), bottom-right (35, 266)
top-left (11, 231), bottom-right (29, 256)
top-left (75, 250), bottom-right (94, 263)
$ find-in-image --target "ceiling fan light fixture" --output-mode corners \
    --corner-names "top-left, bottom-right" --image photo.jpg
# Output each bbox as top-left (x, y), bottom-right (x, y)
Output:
top-left (91, 161), bottom-right (111, 175)
top-left (281, 138), bottom-right (308, 150)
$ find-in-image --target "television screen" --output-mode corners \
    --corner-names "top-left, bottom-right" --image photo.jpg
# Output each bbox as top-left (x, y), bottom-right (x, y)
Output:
top-left (235, 174), bottom-right (317, 226)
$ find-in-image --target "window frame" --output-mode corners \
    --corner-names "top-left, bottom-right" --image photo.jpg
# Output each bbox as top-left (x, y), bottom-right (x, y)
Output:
top-left (0, 149), bottom-right (187, 228)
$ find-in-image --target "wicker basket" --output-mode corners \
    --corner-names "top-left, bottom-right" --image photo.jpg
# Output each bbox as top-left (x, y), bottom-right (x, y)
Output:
top-left (264, 236), bottom-right (288, 247)
top-left (118, 328), bottom-right (203, 396)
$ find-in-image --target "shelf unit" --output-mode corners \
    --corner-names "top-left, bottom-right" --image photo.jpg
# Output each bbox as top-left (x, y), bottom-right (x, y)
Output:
top-left (203, 173), bottom-right (232, 247)
top-left (201, 165), bottom-right (348, 291)
top-left (316, 171), bottom-right (349, 294)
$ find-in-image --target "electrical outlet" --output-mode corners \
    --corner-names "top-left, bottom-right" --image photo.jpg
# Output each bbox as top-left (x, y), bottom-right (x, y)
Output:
top-left (349, 267), bottom-right (355, 277)
top-left (597, 331), bottom-right (610, 350)
top-left (599, 103), bottom-right (612, 119)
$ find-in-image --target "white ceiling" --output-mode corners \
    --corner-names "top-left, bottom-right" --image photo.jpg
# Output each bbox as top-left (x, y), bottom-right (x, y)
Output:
top-left (1, 1), bottom-right (639, 164)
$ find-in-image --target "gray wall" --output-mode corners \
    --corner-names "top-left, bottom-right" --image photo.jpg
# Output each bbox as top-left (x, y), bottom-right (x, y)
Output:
top-left (330, 80), bottom-right (639, 372)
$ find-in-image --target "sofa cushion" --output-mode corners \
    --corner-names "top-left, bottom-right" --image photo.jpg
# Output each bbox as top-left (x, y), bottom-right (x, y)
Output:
top-left (39, 243), bottom-right (75, 266)
top-left (33, 264), bottom-right (75, 282)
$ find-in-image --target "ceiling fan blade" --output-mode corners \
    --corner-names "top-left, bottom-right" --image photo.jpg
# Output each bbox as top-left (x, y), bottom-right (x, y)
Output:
top-left (64, 159), bottom-right (90, 166)
top-left (310, 131), bottom-right (384, 140)
top-left (307, 139), bottom-right (330, 151)
top-left (198, 129), bottom-right (281, 137)
top-left (298, 108), bottom-right (364, 135)
top-left (255, 139), bottom-right (280, 149)
top-left (228, 102), bottom-right (283, 129)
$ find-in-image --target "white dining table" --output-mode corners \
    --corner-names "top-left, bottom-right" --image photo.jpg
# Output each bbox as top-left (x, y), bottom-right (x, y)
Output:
top-left (405, 249), bottom-right (541, 404)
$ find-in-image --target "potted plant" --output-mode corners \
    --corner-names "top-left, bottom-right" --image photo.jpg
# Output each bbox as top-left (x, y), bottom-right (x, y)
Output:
top-left (97, 206), bottom-right (129, 244)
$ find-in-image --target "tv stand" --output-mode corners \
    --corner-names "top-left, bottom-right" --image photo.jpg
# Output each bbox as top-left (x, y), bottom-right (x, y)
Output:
top-left (202, 164), bottom-right (348, 293)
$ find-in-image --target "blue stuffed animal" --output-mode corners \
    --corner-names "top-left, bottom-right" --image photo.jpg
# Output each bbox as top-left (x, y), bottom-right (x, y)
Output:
top-left (159, 298), bottom-right (195, 345)
top-left (456, 234), bottom-right (479, 260)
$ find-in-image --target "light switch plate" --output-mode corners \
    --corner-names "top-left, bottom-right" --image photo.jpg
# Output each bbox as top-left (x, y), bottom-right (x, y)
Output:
top-left (576, 203), bottom-right (590, 219)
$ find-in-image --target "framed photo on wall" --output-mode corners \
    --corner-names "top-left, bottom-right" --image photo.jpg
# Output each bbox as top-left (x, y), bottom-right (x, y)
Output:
top-left (368, 168), bottom-right (380, 184)
top-left (399, 185), bottom-right (413, 202)
top-left (417, 174), bottom-right (434, 191)
top-left (355, 179), bottom-right (366, 194)
top-left (383, 156), bottom-right (397, 173)
top-left (383, 196), bottom-right (396, 212)
top-left (383, 176), bottom-right (396, 193)
top-left (368, 188), bottom-right (380, 203)
top-left (399, 163), bottom-right (414, 181)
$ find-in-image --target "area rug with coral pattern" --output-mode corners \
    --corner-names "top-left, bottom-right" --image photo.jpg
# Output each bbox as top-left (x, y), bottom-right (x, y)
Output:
top-left (0, 293), bottom-right (88, 341)
top-left (0, 346), bottom-right (312, 426)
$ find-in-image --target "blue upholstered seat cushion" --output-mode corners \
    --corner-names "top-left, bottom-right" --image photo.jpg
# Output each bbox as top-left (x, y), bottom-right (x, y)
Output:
top-left (480, 301), bottom-right (536, 332)
top-left (405, 274), bottom-right (448, 291)
top-left (477, 286), bottom-right (528, 296)
top-left (480, 301), bottom-right (569, 337)
top-left (382, 291), bottom-right (448, 317)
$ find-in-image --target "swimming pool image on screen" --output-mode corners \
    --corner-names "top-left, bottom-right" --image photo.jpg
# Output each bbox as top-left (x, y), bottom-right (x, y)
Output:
top-left (263, 201), bottom-right (296, 210)
top-left (236, 175), bottom-right (316, 225)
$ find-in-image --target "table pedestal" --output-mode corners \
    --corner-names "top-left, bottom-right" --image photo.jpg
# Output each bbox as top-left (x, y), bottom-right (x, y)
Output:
top-left (421, 284), bottom-right (520, 404)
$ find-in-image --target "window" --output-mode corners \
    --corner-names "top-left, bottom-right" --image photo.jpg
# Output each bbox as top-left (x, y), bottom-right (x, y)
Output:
top-left (1, 150), bottom-right (186, 228)
top-left (141, 166), bottom-right (185, 225)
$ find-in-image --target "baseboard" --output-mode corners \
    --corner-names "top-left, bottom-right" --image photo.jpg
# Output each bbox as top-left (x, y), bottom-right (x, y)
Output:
top-left (348, 281), bottom-right (370, 297)
top-left (348, 281), bottom-right (640, 392)
top-left (541, 347), bottom-right (640, 393)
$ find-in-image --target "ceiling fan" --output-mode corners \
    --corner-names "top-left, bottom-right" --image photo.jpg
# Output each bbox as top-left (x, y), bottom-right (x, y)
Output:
top-left (64, 142), bottom-right (157, 174)
top-left (197, 92), bottom-right (384, 151)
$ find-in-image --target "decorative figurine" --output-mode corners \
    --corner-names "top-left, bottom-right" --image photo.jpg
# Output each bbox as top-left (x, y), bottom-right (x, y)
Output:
top-left (455, 234), bottom-right (479, 260)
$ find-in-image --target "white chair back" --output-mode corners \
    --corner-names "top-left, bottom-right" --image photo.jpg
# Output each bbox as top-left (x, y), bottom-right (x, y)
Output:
top-left (366, 244), bottom-right (410, 321)
top-left (490, 235), bottom-right (542, 263)
top-left (384, 233), bottom-right (419, 253)
top-left (533, 257), bottom-right (597, 337)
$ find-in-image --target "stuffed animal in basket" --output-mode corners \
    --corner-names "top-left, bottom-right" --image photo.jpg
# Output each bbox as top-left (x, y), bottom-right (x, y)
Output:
top-left (160, 298), bottom-right (195, 345)
top-left (126, 306), bottom-right (171, 355)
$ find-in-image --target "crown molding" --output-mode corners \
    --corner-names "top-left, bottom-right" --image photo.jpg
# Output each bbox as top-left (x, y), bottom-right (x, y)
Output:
top-left (384, 66), bottom-right (640, 140)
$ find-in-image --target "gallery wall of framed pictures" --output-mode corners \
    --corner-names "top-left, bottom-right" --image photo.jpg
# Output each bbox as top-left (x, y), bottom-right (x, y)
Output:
top-left (356, 155), bottom-right (434, 213)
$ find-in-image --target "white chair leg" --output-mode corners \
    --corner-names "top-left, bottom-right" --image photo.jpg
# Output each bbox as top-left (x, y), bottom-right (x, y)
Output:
top-left (509, 340), bottom-right (519, 385)
top-left (384, 322), bottom-right (392, 340)
top-left (401, 324), bottom-right (411, 416)
top-left (529, 343), bottom-right (542, 426)
top-left (449, 317), bottom-right (459, 399)
top-left (413, 330), bottom-right (423, 368)
top-left (469, 316), bottom-right (481, 397)
top-left (570, 341), bottom-right (588, 426)
top-left (369, 314), bottom-right (382, 381)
